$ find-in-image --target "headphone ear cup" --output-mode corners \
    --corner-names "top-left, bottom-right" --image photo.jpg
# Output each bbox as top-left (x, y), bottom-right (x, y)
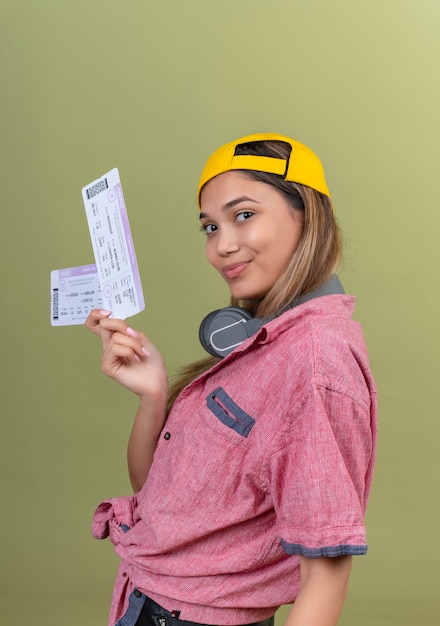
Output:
top-left (199, 306), bottom-right (254, 358)
top-left (199, 309), bottom-right (222, 357)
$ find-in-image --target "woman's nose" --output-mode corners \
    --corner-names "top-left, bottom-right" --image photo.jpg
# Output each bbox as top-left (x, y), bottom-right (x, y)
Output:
top-left (216, 226), bottom-right (240, 256)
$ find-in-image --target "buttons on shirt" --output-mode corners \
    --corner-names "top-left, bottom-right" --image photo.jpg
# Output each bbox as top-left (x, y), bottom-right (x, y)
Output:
top-left (134, 589), bottom-right (142, 598)
top-left (164, 432), bottom-right (171, 440)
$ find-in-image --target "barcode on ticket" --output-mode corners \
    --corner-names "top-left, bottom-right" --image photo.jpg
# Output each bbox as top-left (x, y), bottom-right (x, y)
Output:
top-left (52, 288), bottom-right (59, 320)
top-left (85, 177), bottom-right (108, 200)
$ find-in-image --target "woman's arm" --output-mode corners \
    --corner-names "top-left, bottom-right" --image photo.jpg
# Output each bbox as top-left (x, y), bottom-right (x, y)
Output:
top-left (285, 556), bottom-right (352, 626)
top-left (85, 309), bottom-right (169, 492)
top-left (127, 390), bottom-right (168, 492)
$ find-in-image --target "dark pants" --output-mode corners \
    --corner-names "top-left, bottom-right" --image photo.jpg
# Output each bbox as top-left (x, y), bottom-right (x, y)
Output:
top-left (115, 589), bottom-right (275, 626)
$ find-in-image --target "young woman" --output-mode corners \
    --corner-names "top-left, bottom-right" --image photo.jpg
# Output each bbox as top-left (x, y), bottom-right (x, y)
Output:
top-left (86, 133), bottom-right (377, 626)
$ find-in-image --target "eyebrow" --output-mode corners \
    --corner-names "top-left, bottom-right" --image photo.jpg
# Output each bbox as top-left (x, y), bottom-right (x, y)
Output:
top-left (199, 195), bottom-right (260, 220)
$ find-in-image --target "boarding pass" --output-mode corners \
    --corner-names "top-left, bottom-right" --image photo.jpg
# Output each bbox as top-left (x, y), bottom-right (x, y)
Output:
top-left (51, 264), bottom-right (102, 326)
top-left (50, 168), bottom-right (145, 326)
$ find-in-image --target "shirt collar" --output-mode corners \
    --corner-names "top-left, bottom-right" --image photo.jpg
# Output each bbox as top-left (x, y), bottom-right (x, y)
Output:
top-left (248, 293), bottom-right (356, 349)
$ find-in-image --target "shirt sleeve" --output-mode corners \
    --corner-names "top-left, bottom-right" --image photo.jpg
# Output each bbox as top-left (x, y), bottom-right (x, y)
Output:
top-left (269, 382), bottom-right (375, 558)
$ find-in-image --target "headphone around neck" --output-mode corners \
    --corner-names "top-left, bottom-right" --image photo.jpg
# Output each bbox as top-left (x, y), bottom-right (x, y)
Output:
top-left (199, 275), bottom-right (344, 358)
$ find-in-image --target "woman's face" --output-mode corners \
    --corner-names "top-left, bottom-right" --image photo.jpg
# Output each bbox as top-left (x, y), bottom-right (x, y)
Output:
top-left (199, 171), bottom-right (304, 300)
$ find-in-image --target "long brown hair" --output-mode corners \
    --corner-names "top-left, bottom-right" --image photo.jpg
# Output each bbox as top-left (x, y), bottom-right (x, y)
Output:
top-left (167, 139), bottom-right (342, 412)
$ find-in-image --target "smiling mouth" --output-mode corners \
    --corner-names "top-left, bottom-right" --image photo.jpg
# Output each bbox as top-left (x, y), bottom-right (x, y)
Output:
top-left (222, 262), bottom-right (249, 279)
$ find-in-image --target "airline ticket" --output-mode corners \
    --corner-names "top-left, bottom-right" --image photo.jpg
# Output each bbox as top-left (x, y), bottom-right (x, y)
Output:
top-left (50, 168), bottom-right (145, 326)
top-left (82, 168), bottom-right (145, 319)
top-left (51, 264), bottom-right (102, 326)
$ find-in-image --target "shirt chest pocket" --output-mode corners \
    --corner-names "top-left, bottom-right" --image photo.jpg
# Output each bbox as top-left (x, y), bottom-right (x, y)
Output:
top-left (206, 387), bottom-right (256, 438)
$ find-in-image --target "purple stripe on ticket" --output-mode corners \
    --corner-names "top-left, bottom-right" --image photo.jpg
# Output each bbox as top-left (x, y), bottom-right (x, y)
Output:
top-left (59, 264), bottom-right (98, 278)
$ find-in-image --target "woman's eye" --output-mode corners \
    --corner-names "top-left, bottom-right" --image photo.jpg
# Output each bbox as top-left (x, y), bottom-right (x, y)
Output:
top-left (236, 211), bottom-right (254, 222)
top-left (200, 223), bottom-right (217, 235)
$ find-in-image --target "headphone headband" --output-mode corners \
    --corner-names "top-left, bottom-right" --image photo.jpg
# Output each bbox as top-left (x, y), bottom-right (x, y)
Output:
top-left (199, 275), bottom-right (344, 358)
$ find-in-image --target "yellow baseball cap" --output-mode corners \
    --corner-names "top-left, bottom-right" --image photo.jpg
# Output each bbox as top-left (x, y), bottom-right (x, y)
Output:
top-left (197, 132), bottom-right (331, 207)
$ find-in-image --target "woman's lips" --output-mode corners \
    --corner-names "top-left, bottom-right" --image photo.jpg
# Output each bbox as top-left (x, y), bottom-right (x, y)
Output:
top-left (222, 262), bottom-right (249, 279)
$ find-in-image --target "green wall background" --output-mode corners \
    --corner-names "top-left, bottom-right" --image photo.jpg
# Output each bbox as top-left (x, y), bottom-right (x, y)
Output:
top-left (1, 1), bottom-right (439, 624)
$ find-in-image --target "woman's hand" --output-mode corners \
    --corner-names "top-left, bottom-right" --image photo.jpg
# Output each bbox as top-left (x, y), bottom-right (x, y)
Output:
top-left (85, 309), bottom-right (168, 401)
top-left (86, 309), bottom-right (169, 491)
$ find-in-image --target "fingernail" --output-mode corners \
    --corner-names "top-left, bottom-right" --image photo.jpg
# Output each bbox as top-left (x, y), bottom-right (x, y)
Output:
top-left (134, 354), bottom-right (141, 363)
top-left (142, 346), bottom-right (151, 357)
top-left (126, 327), bottom-right (138, 338)
top-left (99, 310), bottom-right (111, 316)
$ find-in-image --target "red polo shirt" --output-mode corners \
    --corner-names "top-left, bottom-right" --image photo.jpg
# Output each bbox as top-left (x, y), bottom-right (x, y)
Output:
top-left (93, 295), bottom-right (378, 626)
